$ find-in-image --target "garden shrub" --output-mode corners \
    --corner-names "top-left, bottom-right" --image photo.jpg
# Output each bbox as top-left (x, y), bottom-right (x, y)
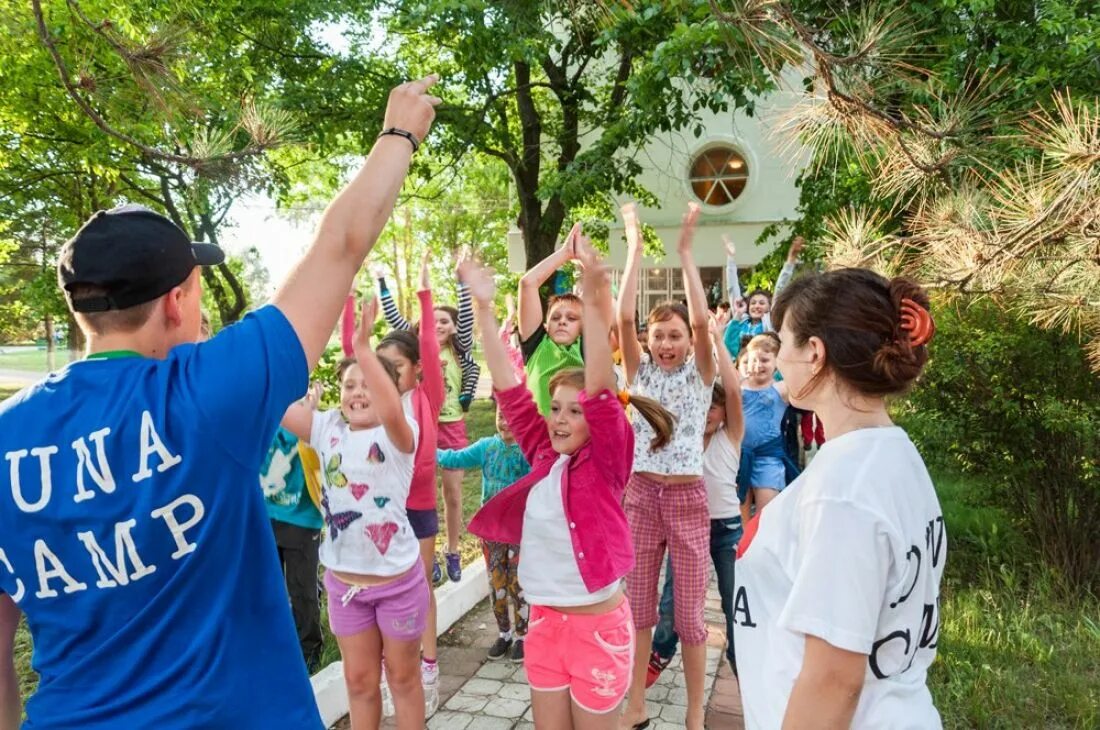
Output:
top-left (896, 297), bottom-right (1099, 595)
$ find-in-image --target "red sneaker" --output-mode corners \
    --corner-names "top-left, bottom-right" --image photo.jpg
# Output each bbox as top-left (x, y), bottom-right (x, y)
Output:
top-left (645, 651), bottom-right (671, 689)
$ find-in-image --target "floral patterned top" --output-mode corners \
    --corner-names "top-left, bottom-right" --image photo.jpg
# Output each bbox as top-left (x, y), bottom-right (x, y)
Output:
top-left (630, 354), bottom-right (714, 476)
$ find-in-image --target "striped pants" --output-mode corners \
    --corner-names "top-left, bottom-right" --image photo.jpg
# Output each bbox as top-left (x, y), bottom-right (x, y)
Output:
top-left (623, 473), bottom-right (710, 646)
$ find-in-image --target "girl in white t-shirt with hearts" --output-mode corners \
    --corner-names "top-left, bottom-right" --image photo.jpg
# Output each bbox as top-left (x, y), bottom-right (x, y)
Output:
top-left (283, 297), bottom-right (426, 730)
top-left (734, 268), bottom-right (944, 729)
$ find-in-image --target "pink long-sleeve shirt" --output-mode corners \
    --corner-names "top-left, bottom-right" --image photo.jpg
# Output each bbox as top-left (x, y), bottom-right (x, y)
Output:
top-left (467, 381), bottom-right (635, 593)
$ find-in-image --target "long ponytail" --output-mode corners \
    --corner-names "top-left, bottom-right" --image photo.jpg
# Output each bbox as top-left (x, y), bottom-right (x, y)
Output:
top-left (619, 391), bottom-right (677, 451)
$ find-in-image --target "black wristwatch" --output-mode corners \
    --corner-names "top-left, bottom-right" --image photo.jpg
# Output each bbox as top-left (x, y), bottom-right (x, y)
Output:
top-left (377, 127), bottom-right (420, 152)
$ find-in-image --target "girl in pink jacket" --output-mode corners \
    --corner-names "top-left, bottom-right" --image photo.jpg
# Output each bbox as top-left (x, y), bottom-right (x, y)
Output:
top-left (464, 237), bottom-right (673, 729)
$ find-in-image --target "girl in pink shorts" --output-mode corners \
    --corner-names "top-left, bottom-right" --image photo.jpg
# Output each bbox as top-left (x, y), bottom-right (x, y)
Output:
top-left (463, 237), bottom-right (675, 728)
top-left (284, 297), bottom-right (428, 729)
top-left (617, 203), bottom-right (717, 730)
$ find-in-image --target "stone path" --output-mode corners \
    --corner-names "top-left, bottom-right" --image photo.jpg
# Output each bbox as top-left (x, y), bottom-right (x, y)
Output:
top-left (409, 573), bottom-right (745, 729)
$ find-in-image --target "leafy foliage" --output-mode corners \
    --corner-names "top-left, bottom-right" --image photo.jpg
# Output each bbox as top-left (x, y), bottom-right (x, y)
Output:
top-left (897, 298), bottom-right (1100, 594)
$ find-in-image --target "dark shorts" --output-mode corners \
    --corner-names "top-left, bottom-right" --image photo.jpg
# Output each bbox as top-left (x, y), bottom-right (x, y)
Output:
top-left (406, 507), bottom-right (439, 540)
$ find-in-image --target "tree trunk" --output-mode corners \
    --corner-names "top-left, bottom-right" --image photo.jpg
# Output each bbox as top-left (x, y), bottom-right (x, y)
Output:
top-left (44, 314), bottom-right (55, 371)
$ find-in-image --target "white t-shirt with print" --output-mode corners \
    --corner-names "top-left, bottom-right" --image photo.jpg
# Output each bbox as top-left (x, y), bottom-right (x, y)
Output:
top-left (630, 355), bottom-right (714, 476)
top-left (310, 409), bottom-right (420, 577)
top-left (734, 427), bottom-right (945, 730)
top-left (704, 429), bottom-right (742, 520)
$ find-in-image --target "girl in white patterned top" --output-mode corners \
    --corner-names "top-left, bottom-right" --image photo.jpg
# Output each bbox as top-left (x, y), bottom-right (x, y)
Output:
top-left (282, 297), bottom-right (426, 729)
top-left (616, 202), bottom-right (716, 730)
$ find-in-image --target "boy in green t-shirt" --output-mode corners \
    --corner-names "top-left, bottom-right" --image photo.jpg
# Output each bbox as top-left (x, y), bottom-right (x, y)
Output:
top-left (518, 222), bottom-right (611, 414)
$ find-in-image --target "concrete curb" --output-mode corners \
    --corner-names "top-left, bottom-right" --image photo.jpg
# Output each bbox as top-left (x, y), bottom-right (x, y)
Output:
top-left (311, 561), bottom-right (490, 727)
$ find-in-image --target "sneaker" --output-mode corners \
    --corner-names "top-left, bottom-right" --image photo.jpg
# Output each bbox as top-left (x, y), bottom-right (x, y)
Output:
top-left (645, 651), bottom-right (671, 689)
top-left (380, 667), bottom-right (395, 717)
top-left (421, 661), bottom-right (439, 717)
top-left (487, 636), bottom-right (512, 661)
top-left (509, 639), bottom-right (525, 664)
top-left (444, 552), bottom-right (462, 582)
top-left (431, 558), bottom-right (443, 586)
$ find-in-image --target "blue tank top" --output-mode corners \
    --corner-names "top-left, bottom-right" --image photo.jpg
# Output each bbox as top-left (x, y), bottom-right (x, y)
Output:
top-left (741, 384), bottom-right (787, 448)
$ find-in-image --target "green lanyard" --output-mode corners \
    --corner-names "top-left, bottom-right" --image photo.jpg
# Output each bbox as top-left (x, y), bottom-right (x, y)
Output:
top-left (84, 350), bottom-right (143, 361)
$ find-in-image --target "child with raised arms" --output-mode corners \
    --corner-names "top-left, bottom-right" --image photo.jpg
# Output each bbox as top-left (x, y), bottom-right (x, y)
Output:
top-left (465, 238), bottom-right (675, 729)
top-left (617, 202), bottom-right (715, 730)
top-left (437, 403), bottom-right (530, 663)
top-left (739, 333), bottom-right (800, 512)
top-left (518, 222), bottom-right (588, 414)
top-left (283, 297), bottom-right (426, 730)
top-left (646, 315), bottom-right (746, 686)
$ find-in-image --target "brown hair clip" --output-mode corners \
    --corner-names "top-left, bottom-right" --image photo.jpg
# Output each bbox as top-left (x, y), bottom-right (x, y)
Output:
top-left (899, 298), bottom-right (935, 347)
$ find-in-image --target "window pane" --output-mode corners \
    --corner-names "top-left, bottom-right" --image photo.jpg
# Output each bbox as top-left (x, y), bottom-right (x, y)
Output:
top-left (688, 146), bottom-right (749, 206)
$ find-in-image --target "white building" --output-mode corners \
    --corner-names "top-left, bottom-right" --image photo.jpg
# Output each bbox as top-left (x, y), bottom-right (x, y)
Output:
top-left (507, 80), bottom-right (809, 310)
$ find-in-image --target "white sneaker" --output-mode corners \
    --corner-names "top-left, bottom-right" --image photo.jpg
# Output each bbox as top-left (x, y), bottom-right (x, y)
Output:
top-left (380, 667), bottom-right (395, 717)
top-left (422, 661), bottom-right (439, 717)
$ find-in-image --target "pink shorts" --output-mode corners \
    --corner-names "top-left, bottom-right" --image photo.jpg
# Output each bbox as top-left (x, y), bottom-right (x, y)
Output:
top-left (437, 419), bottom-right (468, 452)
top-left (324, 567), bottom-right (428, 640)
top-left (524, 599), bottom-right (635, 714)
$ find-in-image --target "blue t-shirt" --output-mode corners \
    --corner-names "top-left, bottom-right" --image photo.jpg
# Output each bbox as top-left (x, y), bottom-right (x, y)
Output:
top-left (262, 427), bottom-right (323, 531)
top-left (0, 306), bottom-right (323, 729)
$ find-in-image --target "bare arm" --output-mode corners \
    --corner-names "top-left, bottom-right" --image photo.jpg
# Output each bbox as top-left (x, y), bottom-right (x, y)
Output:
top-left (353, 297), bottom-right (414, 453)
top-left (679, 203), bottom-right (715, 384)
top-left (710, 317), bottom-right (744, 446)
top-left (782, 635), bottom-right (865, 729)
top-left (271, 78), bottom-right (439, 370)
top-left (574, 234), bottom-right (615, 395)
top-left (518, 223), bottom-right (578, 340)
top-left (0, 594), bottom-right (19, 730)
top-left (616, 203), bottom-right (644, 383)
top-left (460, 261), bottom-right (519, 392)
top-left (281, 382), bottom-right (322, 443)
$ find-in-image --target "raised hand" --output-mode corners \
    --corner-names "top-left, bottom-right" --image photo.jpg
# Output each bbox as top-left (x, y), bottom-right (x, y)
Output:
top-left (734, 297), bottom-right (747, 317)
top-left (723, 234), bottom-right (736, 259)
top-left (368, 262), bottom-right (386, 281)
top-left (788, 235), bottom-right (805, 263)
top-left (305, 381), bottom-right (324, 410)
top-left (622, 202), bottom-right (642, 253)
top-left (382, 75), bottom-right (442, 146)
top-left (458, 259), bottom-right (496, 304)
top-left (419, 253), bottom-right (431, 291)
top-left (354, 296), bottom-right (379, 351)
top-left (454, 244), bottom-right (473, 277)
top-left (677, 202), bottom-right (701, 255)
top-left (560, 222), bottom-right (582, 259)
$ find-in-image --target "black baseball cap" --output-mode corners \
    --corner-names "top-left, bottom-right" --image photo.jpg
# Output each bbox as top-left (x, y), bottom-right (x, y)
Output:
top-left (58, 204), bottom-right (225, 313)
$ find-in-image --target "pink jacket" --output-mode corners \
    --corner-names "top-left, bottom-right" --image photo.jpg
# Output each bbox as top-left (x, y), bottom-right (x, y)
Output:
top-left (343, 290), bottom-right (443, 510)
top-left (468, 381), bottom-right (635, 593)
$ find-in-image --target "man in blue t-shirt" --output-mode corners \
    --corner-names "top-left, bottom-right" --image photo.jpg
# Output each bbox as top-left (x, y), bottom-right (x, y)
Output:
top-left (0, 78), bottom-right (439, 729)
top-left (261, 427), bottom-right (324, 673)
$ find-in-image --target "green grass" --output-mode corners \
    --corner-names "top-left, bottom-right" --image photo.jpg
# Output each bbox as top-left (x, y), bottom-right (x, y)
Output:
top-left (0, 347), bottom-right (75, 373)
top-left (928, 469), bottom-right (1100, 728)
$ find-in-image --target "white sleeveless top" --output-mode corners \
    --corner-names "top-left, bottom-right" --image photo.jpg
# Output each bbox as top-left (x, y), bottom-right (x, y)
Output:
top-left (630, 355), bottom-right (714, 476)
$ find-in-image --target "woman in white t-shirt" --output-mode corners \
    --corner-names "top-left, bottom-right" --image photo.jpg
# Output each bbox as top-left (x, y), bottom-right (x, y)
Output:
top-left (734, 268), bottom-right (944, 729)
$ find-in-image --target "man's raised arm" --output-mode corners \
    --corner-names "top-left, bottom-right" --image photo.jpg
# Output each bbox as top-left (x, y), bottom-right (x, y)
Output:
top-left (273, 76), bottom-right (440, 369)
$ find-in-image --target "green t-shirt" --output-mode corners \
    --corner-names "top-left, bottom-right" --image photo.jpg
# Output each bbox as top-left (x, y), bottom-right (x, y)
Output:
top-left (439, 347), bottom-right (463, 422)
top-left (521, 324), bottom-right (584, 415)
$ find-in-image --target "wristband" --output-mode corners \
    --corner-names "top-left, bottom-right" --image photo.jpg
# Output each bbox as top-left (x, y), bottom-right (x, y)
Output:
top-left (377, 127), bottom-right (420, 152)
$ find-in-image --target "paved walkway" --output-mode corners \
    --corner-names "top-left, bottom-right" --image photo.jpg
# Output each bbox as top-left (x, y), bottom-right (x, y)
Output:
top-left (344, 572), bottom-right (745, 729)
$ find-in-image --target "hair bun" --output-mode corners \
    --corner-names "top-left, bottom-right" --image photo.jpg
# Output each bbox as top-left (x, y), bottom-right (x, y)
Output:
top-left (872, 276), bottom-right (931, 389)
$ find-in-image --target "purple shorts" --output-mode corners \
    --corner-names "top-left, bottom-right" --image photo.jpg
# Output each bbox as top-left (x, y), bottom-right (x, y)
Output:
top-left (406, 508), bottom-right (439, 540)
top-left (324, 567), bottom-right (428, 640)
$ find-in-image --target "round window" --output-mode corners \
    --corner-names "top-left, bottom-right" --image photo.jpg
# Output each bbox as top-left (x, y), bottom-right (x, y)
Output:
top-left (688, 146), bottom-right (749, 207)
